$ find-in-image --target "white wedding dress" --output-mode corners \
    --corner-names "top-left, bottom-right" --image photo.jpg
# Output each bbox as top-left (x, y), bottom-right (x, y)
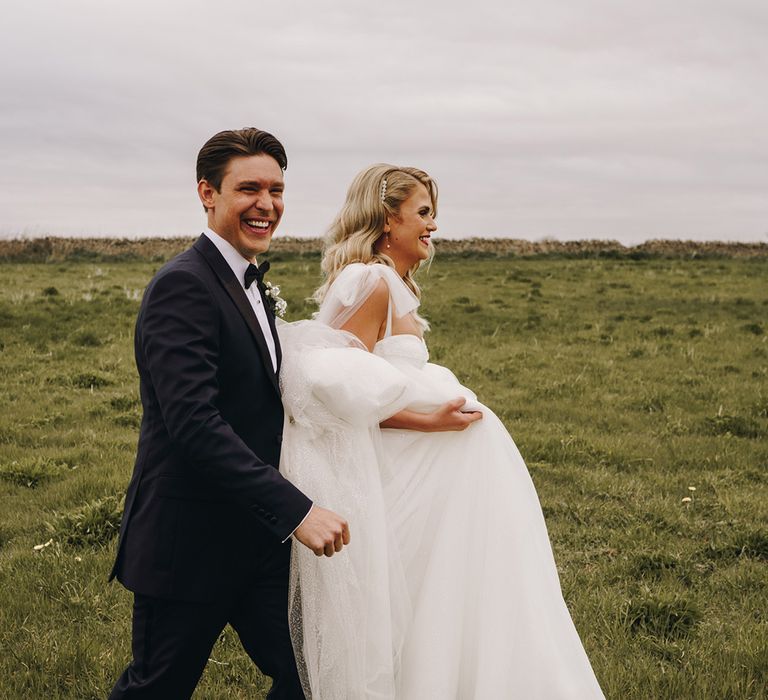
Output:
top-left (278, 263), bottom-right (604, 699)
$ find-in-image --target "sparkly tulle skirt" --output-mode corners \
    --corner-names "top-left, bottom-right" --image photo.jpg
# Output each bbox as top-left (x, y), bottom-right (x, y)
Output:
top-left (279, 323), bottom-right (604, 699)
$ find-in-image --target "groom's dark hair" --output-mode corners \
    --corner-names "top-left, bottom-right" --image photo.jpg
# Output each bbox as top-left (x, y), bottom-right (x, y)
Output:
top-left (196, 128), bottom-right (288, 192)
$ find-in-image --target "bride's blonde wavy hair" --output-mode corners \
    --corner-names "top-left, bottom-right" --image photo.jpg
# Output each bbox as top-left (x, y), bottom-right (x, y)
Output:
top-left (313, 164), bottom-right (438, 314)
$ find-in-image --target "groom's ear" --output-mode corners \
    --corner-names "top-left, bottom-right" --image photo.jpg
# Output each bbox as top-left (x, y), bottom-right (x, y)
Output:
top-left (197, 179), bottom-right (217, 212)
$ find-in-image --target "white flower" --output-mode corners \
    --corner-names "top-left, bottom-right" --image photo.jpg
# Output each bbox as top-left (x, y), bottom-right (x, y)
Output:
top-left (263, 281), bottom-right (288, 318)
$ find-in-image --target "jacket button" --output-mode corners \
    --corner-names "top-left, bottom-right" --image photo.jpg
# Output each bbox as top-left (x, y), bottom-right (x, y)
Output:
top-left (269, 516), bottom-right (278, 524)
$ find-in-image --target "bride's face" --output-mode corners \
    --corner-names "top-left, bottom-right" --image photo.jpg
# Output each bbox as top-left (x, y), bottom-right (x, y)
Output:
top-left (384, 184), bottom-right (436, 267)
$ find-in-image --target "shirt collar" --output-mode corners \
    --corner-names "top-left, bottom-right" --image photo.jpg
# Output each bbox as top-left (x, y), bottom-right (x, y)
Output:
top-left (202, 228), bottom-right (260, 290)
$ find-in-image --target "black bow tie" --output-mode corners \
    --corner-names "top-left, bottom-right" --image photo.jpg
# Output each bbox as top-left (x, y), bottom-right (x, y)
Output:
top-left (244, 261), bottom-right (270, 290)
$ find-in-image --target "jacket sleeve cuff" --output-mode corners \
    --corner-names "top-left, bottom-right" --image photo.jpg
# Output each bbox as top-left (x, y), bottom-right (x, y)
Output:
top-left (283, 503), bottom-right (314, 544)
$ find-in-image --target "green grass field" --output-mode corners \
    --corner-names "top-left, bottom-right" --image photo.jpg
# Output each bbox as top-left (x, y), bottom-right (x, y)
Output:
top-left (0, 254), bottom-right (766, 699)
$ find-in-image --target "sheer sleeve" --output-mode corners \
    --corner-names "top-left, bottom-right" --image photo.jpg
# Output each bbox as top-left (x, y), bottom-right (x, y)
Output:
top-left (277, 318), bottom-right (412, 699)
top-left (315, 263), bottom-right (420, 329)
top-left (278, 320), bottom-right (413, 430)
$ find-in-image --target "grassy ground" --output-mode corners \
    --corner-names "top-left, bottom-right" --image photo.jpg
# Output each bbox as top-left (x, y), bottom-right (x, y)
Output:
top-left (0, 254), bottom-right (766, 699)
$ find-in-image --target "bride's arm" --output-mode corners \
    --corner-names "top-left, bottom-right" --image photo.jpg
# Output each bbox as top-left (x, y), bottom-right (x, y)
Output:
top-left (340, 283), bottom-right (482, 433)
top-left (340, 279), bottom-right (389, 352)
top-left (380, 398), bottom-right (482, 432)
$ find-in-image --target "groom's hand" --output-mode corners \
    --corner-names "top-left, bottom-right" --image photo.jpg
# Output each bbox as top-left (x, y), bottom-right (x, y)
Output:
top-left (294, 506), bottom-right (350, 557)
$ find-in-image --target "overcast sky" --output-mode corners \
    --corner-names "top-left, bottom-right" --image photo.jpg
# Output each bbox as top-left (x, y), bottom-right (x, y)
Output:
top-left (1, 0), bottom-right (766, 243)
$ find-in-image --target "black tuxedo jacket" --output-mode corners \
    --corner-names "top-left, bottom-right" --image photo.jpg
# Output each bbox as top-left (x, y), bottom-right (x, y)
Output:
top-left (110, 235), bottom-right (312, 602)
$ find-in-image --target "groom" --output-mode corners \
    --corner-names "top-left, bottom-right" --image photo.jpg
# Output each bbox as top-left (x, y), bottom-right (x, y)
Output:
top-left (109, 128), bottom-right (349, 699)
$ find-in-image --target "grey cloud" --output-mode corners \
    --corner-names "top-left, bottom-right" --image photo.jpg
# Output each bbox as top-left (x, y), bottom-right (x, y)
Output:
top-left (0, 0), bottom-right (766, 241)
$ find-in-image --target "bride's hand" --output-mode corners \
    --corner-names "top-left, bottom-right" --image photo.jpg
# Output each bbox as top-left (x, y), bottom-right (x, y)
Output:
top-left (381, 398), bottom-right (483, 432)
top-left (425, 398), bottom-right (483, 432)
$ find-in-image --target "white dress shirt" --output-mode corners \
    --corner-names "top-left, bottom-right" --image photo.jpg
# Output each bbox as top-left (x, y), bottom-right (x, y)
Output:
top-left (202, 228), bottom-right (277, 372)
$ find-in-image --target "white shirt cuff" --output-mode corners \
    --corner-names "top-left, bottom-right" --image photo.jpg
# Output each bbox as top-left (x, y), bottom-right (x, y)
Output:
top-left (283, 503), bottom-right (314, 543)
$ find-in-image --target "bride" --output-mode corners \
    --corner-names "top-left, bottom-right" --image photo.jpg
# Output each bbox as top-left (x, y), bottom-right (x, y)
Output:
top-left (278, 165), bottom-right (605, 699)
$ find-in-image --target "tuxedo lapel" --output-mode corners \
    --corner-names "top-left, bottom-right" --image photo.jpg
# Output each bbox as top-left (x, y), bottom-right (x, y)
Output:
top-left (193, 235), bottom-right (281, 395)
top-left (257, 284), bottom-right (283, 372)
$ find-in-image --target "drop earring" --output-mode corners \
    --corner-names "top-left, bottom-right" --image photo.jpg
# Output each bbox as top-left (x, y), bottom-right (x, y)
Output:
top-left (386, 233), bottom-right (391, 249)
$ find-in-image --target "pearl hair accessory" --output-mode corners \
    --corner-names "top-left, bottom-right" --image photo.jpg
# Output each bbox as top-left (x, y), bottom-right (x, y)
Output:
top-left (380, 177), bottom-right (388, 202)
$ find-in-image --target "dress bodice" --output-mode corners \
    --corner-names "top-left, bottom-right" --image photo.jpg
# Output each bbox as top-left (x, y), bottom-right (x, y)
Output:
top-left (373, 334), bottom-right (429, 369)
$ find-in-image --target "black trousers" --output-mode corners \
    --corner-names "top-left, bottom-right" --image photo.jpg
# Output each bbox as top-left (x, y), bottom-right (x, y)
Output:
top-left (109, 547), bottom-right (304, 700)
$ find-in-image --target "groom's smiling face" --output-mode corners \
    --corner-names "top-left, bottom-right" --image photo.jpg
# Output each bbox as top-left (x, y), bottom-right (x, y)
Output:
top-left (198, 153), bottom-right (285, 261)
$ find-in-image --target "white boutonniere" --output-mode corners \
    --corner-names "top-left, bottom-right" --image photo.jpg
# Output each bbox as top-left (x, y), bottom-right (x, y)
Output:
top-left (263, 281), bottom-right (288, 318)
